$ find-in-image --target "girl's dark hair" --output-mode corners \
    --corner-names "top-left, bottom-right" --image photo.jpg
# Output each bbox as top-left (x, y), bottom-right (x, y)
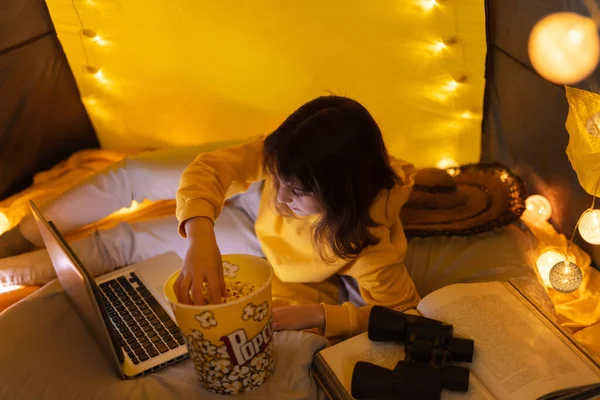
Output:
top-left (263, 95), bottom-right (402, 262)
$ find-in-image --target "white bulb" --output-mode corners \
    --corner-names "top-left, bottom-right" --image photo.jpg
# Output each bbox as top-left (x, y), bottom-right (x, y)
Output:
top-left (578, 209), bottom-right (600, 244)
top-left (528, 12), bottom-right (600, 84)
top-left (521, 195), bottom-right (552, 225)
top-left (536, 250), bottom-right (566, 287)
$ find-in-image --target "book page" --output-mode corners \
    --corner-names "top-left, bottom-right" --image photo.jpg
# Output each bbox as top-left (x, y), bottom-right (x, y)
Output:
top-left (417, 281), bottom-right (600, 400)
top-left (318, 331), bottom-right (496, 399)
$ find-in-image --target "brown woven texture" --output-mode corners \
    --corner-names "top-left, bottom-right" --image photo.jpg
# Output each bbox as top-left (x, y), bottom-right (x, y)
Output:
top-left (401, 163), bottom-right (526, 237)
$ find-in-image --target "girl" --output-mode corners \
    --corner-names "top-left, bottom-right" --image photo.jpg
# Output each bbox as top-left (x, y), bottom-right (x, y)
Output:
top-left (174, 95), bottom-right (420, 340)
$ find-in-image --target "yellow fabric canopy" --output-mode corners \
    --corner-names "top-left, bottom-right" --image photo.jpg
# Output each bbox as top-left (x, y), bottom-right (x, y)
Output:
top-left (45, 0), bottom-right (486, 168)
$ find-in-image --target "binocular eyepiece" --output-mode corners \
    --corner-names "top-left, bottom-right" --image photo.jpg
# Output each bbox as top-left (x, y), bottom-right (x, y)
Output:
top-left (351, 306), bottom-right (475, 400)
top-left (367, 306), bottom-right (474, 364)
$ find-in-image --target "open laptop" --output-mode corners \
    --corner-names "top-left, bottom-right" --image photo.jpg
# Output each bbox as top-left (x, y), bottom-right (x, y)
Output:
top-left (30, 200), bottom-right (189, 379)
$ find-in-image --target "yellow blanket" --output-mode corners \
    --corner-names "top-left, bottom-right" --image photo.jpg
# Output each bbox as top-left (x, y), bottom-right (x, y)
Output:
top-left (524, 220), bottom-right (600, 359)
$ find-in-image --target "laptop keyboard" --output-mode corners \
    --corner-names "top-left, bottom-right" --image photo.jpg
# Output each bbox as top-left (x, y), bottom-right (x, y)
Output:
top-left (99, 272), bottom-right (186, 365)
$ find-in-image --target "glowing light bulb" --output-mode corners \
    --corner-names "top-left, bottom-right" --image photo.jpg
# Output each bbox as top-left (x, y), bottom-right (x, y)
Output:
top-left (442, 76), bottom-right (467, 92)
top-left (549, 260), bottom-right (582, 293)
top-left (92, 36), bottom-right (107, 46)
top-left (536, 249), bottom-right (567, 287)
top-left (0, 212), bottom-right (8, 235)
top-left (431, 41), bottom-right (446, 53)
top-left (86, 66), bottom-right (109, 85)
top-left (528, 12), bottom-right (600, 85)
top-left (444, 80), bottom-right (459, 91)
top-left (415, 0), bottom-right (437, 11)
top-left (430, 37), bottom-right (457, 53)
top-left (521, 195), bottom-right (552, 225)
top-left (578, 209), bottom-right (600, 244)
top-left (436, 157), bottom-right (459, 169)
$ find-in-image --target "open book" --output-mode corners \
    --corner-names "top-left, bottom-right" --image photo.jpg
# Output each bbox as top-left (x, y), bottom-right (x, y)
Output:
top-left (313, 281), bottom-right (600, 400)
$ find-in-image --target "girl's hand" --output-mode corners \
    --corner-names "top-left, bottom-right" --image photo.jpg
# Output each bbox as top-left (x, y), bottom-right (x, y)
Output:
top-left (272, 304), bottom-right (325, 332)
top-left (174, 217), bottom-right (226, 305)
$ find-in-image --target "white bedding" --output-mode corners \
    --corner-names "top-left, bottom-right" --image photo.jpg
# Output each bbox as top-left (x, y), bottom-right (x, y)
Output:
top-left (0, 146), bottom-right (556, 399)
top-left (0, 280), bottom-right (328, 400)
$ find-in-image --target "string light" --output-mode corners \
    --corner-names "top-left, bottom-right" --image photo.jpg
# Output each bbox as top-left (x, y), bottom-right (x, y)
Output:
top-left (442, 76), bottom-right (467, 92)
top-left (536, 249), bottom-right (569, 287)
top-left (429, 37), bottom-right (458, 54)
top-left (86, 66), bottom-right (109, 85)
top-left (436, 157), bottom-right (459, 169)
top-left (521, 194), bottom-right (552, 225)
top-left (578, 209), bottom-right (600, 244)
top-left (81, 29), bottom-right (108, 46)
top-left (414, 0), bottom-right (438, 11)
top-left (430, 41), bottom-right (447, 53)
top-left (528, 12), bottom-right (600, 84)
top-left (549, 260), bottom-right (583, 293)
top-left (443, 80), bottom-right (459, 92)
top-left (81, 29), bottom-right (96, 39)
top-left (92, 36), bottom-right (107, 46)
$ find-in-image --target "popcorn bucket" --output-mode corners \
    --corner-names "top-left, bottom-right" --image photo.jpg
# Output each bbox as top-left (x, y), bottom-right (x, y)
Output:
top-left (164, 254), bottom-right (275, 395)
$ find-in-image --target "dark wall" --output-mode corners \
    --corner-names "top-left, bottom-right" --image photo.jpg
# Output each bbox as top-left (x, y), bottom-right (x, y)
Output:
top-left (0, 0), bottom-right (98, 199)
top-left (483, 0), bottom-right (600, 266)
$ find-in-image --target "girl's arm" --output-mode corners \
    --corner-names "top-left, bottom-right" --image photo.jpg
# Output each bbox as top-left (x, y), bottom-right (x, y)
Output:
top-left (174, 136), bottom-right (265, 305)
top-left (176, 136), bottom-right (265, 236)
top-left (323, 257), bottom-right (421, 340)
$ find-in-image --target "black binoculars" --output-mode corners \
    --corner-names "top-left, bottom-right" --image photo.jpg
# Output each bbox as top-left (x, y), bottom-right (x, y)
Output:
top-left (351, 306), bottom-right (475, 400)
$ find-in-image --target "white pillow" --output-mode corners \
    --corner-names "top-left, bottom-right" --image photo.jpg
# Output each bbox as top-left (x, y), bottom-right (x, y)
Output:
top-left (404, 224), bottom-right (556, 318)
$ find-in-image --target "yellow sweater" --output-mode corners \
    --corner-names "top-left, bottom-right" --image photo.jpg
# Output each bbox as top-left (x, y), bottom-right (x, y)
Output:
top-left (176, 137), bottom-right (421, 340)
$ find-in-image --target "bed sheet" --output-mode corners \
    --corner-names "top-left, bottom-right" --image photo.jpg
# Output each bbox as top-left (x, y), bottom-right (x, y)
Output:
top-left (0, 280), bottom-right (328, 400)
top-left (1, 147), bottom-right (599, 379)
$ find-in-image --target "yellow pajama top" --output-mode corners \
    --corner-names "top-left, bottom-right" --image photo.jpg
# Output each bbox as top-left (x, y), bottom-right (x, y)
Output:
top-left (176, 137), bottom-right (420, 340)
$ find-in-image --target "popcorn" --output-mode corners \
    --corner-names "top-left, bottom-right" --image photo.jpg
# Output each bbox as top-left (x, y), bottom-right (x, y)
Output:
top-left (223, 261), bottom-right (240, 279)
top-left (198, 279), bottom-right (257, 304)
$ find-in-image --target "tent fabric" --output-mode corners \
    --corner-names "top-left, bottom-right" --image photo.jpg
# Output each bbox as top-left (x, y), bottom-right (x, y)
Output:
top-left (482, 0), bottom-right (600, 267)
top-left (0, 0), bottom-right (53, 51)
top-left (0, 0), bottom-right (99, 200)
top-left (45, 0), bottom-right (486, 169)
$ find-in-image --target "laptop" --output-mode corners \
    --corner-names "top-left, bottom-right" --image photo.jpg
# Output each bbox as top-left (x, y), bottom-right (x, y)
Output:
top-left (30, 200), bottom-right (189, 379)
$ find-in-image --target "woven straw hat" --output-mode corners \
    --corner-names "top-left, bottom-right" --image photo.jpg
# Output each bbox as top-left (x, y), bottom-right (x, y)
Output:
top-left (401, 163), bottom-right (526, 237)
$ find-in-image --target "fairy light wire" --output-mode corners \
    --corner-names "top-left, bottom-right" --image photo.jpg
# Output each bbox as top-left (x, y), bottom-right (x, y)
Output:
top-left (583, 0), bottom-right (600, 25)
top-left (71, 0), bottom-right (91, 68)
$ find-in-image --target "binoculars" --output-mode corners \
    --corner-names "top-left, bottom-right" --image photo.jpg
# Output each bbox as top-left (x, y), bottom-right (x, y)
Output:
top-left (351, 306), bottom-right (475, 400)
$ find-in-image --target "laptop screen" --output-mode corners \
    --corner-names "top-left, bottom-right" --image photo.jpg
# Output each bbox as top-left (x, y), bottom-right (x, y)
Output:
top-left (30, 201), bottom-right (125, 376)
